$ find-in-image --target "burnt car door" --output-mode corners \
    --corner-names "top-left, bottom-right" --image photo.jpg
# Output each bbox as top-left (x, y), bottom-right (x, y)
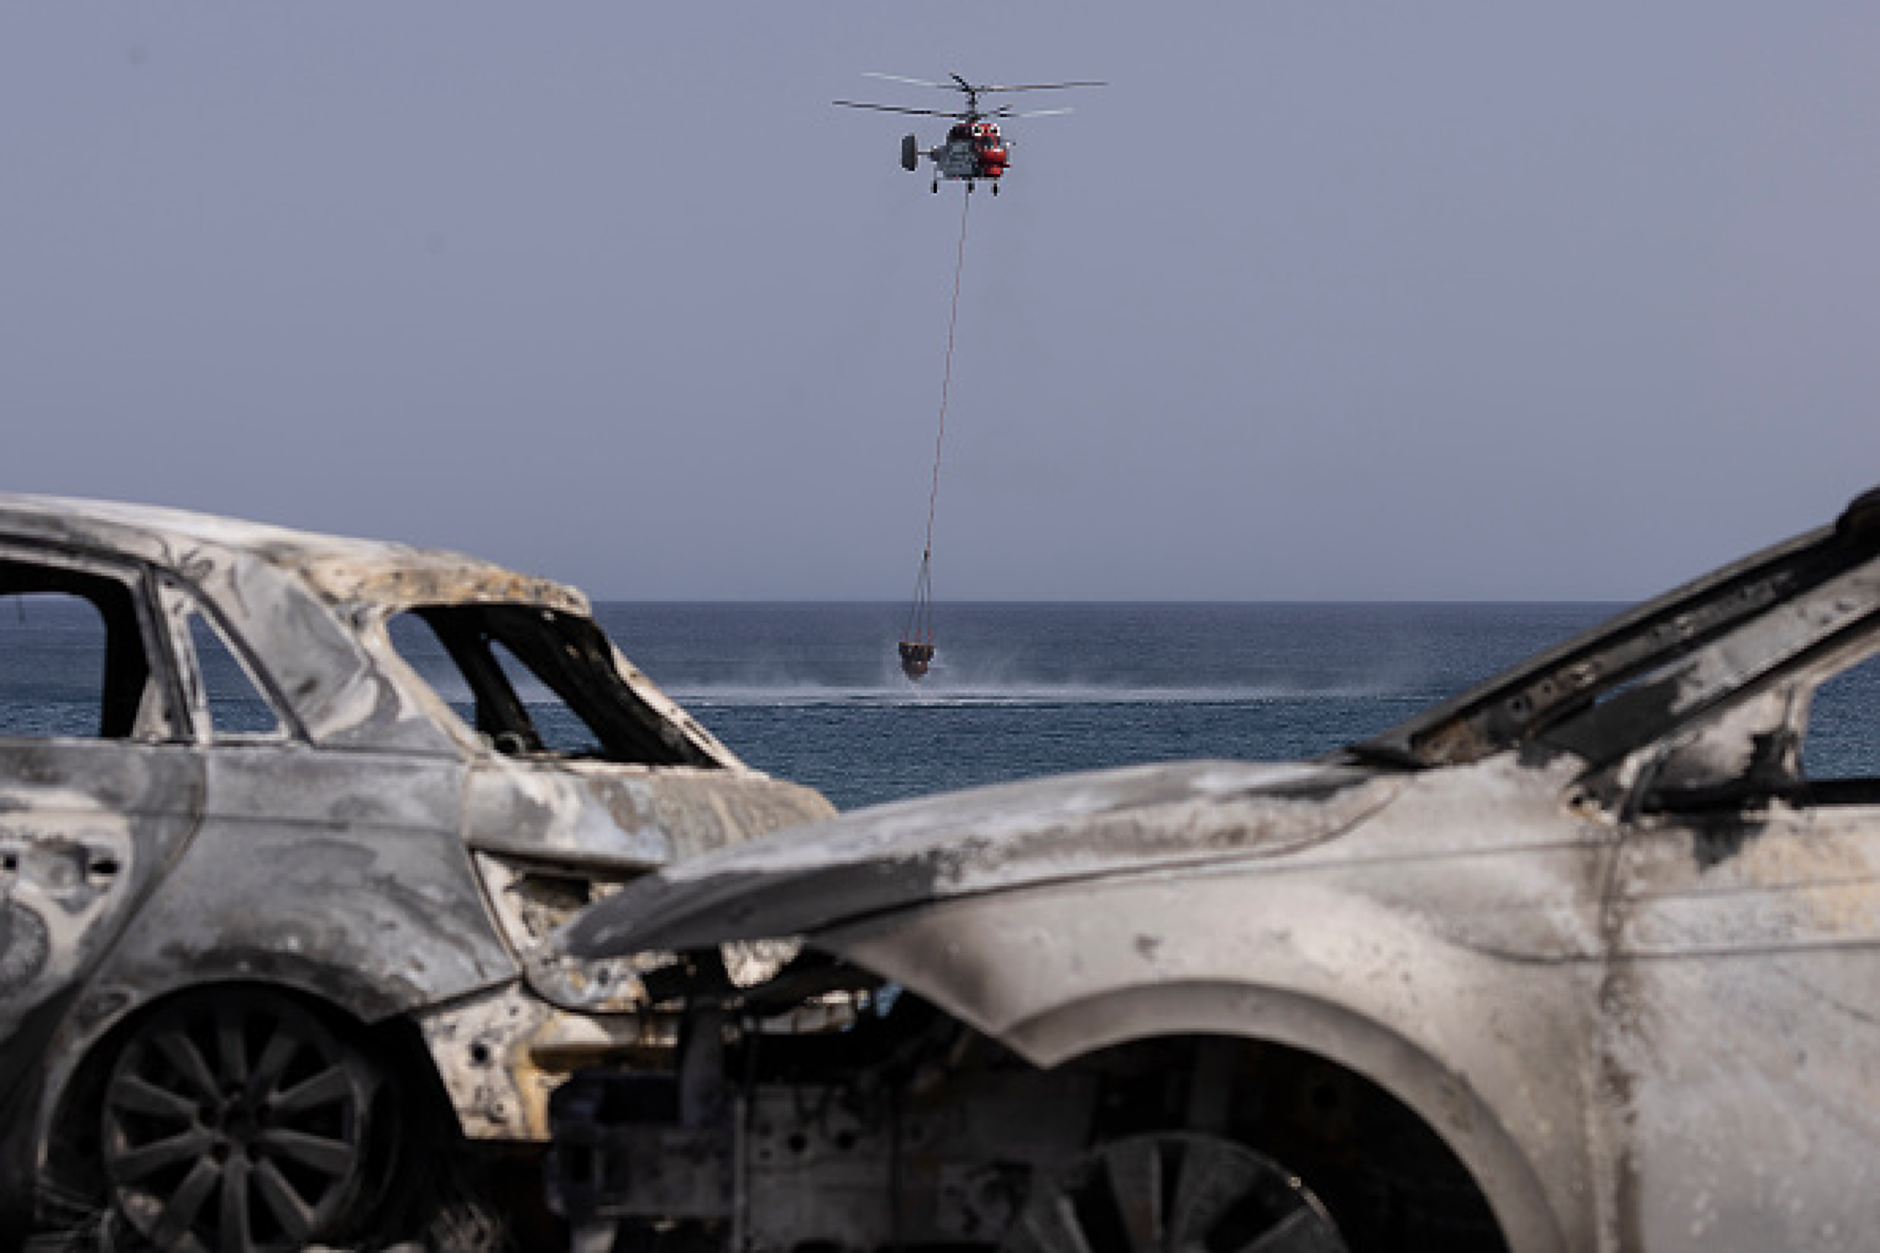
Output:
top-left (0, 549), bottom-right (201, 1134)
top-left (1598, 637), bottom-right (1880, 1251)
top-left (91, 579), bottom-right (515, 1014)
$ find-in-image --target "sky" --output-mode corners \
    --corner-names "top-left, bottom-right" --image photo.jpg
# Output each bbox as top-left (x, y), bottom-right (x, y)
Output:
top-left (2, 3), bottom-right (1876, 601)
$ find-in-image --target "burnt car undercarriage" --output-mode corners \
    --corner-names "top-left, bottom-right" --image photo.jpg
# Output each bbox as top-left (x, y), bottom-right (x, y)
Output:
top-left (548, 957), bottom-right (1502, 1253)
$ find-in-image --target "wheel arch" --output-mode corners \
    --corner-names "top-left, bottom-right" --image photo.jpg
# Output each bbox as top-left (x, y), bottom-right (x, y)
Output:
top-left (993, 978), bottom-right (1570, 1253)
top-left (34, 975), bottom-right (456, 1217)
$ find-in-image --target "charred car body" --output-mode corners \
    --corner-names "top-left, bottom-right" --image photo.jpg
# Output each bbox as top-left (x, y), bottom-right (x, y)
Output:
top-left (0, 494), bottom-right (833, 1250)
top-left (554, 487), bottom-right (1880, 1253)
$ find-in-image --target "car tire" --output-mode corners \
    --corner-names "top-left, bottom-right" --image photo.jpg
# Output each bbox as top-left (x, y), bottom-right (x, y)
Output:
top-left (1002, 1130), bottom-right (1348, 1253)
top-left (97, 988), bottom-right (394, 1253)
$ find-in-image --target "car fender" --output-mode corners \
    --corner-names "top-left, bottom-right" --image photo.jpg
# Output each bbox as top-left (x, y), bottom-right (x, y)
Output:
top-left (29, 783), bottom-right (520, 1186)
top-left (818, 871), bottom-right (1597, 1253)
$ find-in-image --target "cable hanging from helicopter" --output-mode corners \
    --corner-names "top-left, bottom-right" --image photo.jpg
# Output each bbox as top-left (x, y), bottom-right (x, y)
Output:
top-left (837, 74), bottom-right (1104, 681)
top-left (898, 187), bottom-right (970, 681)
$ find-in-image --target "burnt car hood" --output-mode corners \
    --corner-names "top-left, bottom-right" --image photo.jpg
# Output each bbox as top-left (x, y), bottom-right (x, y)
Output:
top-left (464, 761), bottom-right (838, 873)
top-left (558, 758), bottom-right (1404, 959)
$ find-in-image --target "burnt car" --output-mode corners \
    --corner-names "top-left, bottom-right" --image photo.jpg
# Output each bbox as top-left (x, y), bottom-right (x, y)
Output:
top-left (555, 486), bottom-right (1880, 1253)
top-left (0, 494), bottom-right (833, 1250)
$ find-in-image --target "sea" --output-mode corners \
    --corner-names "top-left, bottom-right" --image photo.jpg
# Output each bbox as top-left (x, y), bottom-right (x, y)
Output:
top-left (594, 602), bottom-right (1879, 811)
top-left (1, 601), bottom-right (1873, 809)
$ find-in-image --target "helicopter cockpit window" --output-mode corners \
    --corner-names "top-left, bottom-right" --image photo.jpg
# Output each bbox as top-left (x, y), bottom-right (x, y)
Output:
top-left (387, 604), bottom-right (712, 767)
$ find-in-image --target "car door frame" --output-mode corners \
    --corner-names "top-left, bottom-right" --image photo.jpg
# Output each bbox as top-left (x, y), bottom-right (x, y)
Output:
top-left (1593, 612), bottom-right (1880, 1252)
top-left (0, 541), bottom-right (204, 1223)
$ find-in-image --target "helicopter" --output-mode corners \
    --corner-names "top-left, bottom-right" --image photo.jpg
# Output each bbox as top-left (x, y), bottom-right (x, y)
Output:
top-left (836, 72), bottom-right (1105, 194)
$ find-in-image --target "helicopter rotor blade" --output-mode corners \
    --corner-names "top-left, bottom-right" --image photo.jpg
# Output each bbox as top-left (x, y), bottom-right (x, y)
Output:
top-left (863, 71), bottom-right (951, 90)
top-left (979, 104), bottom-right (1073, 119)
top-left (834, 101), bottom-right (966, 118)
top-left (976, 80), bottom-right (1109, 93)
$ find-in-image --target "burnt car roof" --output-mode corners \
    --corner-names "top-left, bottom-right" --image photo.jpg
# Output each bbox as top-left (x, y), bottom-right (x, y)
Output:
top-left (0, 492), bottom-right (586, 613)
top-left (0, 493), bottom-right (738, 763)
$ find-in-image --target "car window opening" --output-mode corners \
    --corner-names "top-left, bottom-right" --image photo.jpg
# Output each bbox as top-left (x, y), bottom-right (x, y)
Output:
top-left (185, 610), bottom-right (285, 739)
top-left (389, 605), bottom-right (708, 767)
top-left (1799, 650), bottom-right (1880, 806)
top-left (0, 562), bottom-right (150, 740)
top-left (1637, 634), bottom-right (1880, 817)
top-left (1374, 530), bottom-right (1870, 767)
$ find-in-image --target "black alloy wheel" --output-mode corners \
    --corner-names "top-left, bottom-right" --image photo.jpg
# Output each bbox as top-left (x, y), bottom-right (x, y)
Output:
top-left (1004, 1132), bottom-right (1348, 1253)
top-left (99, 989), bottom-right (385, 1253)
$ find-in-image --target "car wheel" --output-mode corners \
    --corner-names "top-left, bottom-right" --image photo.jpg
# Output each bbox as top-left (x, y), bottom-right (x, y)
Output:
top-left (98, 988), bottom-right (386, 1252)
top-left (1003, 1131), bottom-right (1347, 1253)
